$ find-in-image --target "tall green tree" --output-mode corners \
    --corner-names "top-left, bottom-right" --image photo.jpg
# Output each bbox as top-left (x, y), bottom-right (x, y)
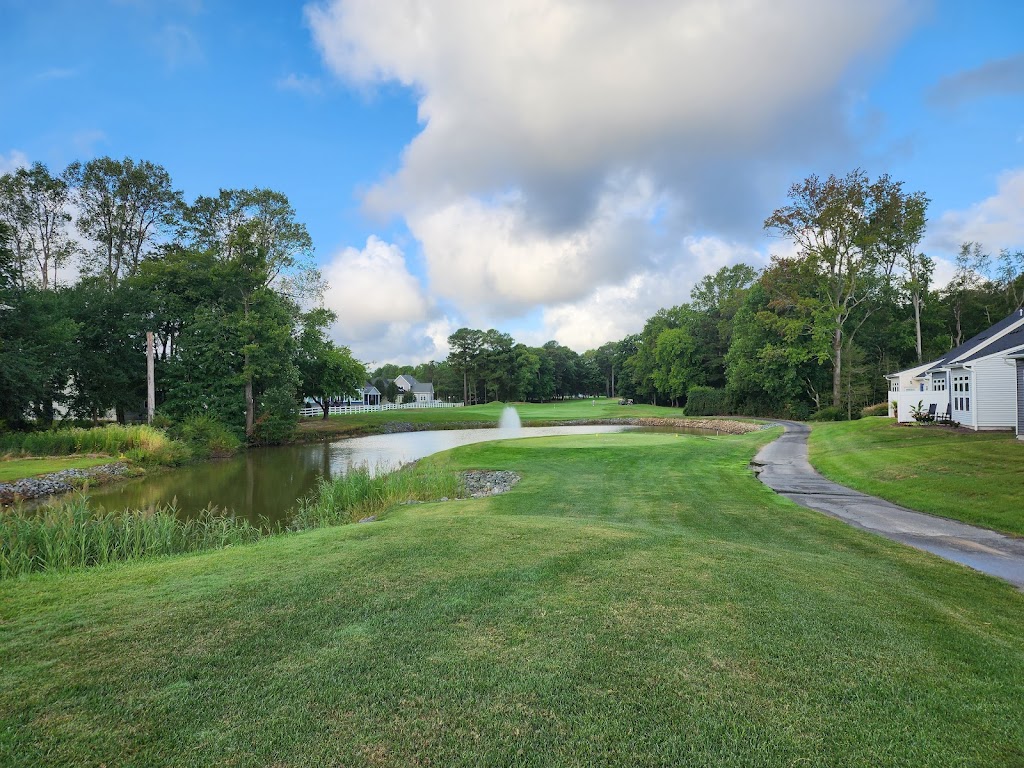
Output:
top-left (765, 170), bottom-right (888, 407)
top-left (297, 308), bottom-right (366, 420)
top-left (447, 328), bottom-right (484, 405)
top-left (726, 259), bottom-right (831, 415)
top-left (67, 157), bottom-right (183, 287)
top-left (0, 163), bottom-right (75, 289)
top-left (0, 223), bottom-right (78, 426)
top-left (66, 279), bottom-right (148, 423)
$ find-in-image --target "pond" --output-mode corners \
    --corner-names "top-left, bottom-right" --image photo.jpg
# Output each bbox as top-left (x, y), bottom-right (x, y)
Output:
top-left (77, 424), bottom-right (709, 526)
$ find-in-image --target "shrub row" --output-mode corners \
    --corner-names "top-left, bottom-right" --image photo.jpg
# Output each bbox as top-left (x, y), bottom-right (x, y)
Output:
top-left (684, 386), bottom-right (731, 417)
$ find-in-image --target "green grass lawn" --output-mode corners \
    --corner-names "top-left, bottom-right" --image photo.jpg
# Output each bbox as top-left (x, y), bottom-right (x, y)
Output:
top-left (809, 417), bottom-right (1024, 536)
top-left (2, 429), bottom-right (1023, 766)
top-left (0, 456), bottom-right (113, 483)
top-left (297, 398), bottom-right (708, 438)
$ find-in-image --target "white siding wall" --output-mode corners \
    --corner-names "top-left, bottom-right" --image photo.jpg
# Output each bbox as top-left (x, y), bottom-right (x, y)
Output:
top-left (969, 357), bottom-right (1017, 430)
top-left (894, 390), bottom-right (948, 423)
top-left (1017, 360), bottom-right (1024, 438)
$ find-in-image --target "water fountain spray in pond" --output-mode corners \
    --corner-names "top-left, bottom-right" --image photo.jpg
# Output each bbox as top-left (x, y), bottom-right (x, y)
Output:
top-left (499, 405), bottom-right (522, 430)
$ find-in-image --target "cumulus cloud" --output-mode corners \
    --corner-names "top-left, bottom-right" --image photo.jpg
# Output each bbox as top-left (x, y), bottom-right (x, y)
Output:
top-left (535, 235), bottom-right (770, 351)
top-left (321, 236), bottom-right (451, 362)
top-left (306, 0), bottom-right (919, 358)
top-left (928, 168), bottom-right (1024, 255)
top-left (308, 0), bottom-right (914, 223)
top-left (407, 171), bottom-right (668, 315)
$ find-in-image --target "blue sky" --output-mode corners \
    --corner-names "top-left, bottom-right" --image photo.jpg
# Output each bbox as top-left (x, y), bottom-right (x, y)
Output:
top-left (2, 0), bottom-right (1022, 364)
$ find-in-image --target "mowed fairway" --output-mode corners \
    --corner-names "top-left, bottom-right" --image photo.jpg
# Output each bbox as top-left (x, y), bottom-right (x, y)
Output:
top-left (296, 398), bottom-right (703, 439)
top-left (2, 430), bottom-right (1023, 766)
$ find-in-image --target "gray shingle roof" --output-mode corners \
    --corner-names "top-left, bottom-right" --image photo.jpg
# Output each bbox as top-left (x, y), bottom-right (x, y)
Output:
top-left (927, 309), bottom-right (1024, 371)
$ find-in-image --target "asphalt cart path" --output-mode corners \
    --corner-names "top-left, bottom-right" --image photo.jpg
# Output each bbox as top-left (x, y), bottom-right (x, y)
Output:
top-left (753, 420), bottom-right (1024, 589)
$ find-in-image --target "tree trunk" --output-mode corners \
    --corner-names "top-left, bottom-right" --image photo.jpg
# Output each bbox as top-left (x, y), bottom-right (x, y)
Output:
top-left (244, 361), bottom-right (255, 439)
top-left (321, 399), bottom-right (329, 420)
top-left (832, 325), bottom-right (843, 408)
top-left (462, 368), bottom-right (468, 406)
top-left (244, 299), bottom-right (254, 438)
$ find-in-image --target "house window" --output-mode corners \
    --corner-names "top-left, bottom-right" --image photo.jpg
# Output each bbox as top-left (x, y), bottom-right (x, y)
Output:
top-left (953, 373), bottom-right (970, 412)
top-left (890, 380), bottom-right (898, 393)
top-left (933, 377), bottom-right (946, 392)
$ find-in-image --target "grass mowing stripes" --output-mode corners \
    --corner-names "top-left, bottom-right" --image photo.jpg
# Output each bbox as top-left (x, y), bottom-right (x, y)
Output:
top-left (2, 430), bottom-right (1023, 765)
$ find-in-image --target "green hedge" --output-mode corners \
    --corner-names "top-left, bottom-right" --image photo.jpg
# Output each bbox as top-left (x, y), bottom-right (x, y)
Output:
top-left (685, 386), bottom-right (731, 416)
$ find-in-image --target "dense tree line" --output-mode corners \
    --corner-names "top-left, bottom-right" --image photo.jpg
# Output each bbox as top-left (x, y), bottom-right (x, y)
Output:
top-left (0, 158), bottom-right (363, 441)
top-left (5, 161), bottom-right (1022, 432)
top-left (384, 170), bottom-right (1022, 419)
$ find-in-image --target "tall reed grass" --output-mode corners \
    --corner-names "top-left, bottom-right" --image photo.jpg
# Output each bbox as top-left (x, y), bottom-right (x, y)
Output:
top-left (291, 462), bottom-right (463, 529)
top-left (0, 424), bottom-right (184, 464)
top-left (0, 497), bottom-right (266, 579)
top-left (0, 462), bottom-right (463, 579)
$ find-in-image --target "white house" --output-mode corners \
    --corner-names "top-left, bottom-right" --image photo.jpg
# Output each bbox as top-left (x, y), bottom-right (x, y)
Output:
top-left (393, 374), bottom-right (435, 403)
top-left (887, 309), bottom-right (1024, 438)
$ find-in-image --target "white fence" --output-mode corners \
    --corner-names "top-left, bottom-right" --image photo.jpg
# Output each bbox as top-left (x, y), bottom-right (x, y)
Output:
top-left (890, 390), bottom-right (948, 422)
top-left (300, 401), bottom-right (465, 418)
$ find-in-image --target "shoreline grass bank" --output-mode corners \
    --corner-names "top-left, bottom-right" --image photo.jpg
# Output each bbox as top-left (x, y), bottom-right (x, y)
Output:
top-left (2, 429), bottom-right (1023, 765)
top-left (808, 417), bottom-right (1024, 536)
top-left (0, 462), bottom-right (462, 579)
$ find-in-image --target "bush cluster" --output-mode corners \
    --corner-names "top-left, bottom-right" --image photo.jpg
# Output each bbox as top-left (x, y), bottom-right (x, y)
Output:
top-left (860, 402), bottom-right (891, 417)
top-left (684, 386), bottom-right (731, 416)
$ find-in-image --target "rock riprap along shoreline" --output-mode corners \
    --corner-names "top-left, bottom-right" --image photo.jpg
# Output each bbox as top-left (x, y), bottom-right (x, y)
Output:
top-left (0, 463), bottom-right (130, 505)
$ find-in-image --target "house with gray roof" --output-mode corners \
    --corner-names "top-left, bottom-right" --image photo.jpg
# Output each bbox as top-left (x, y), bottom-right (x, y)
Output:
top-left (393, 374), bottom-right (435, 403)
top-left (886, 309), bottom-right (1024, 437)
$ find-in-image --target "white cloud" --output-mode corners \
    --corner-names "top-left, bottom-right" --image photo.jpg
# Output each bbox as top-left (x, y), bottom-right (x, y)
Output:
top-left (307, 0), bottom-right (919, 356)
top-left (156, 23), bottom-right (203, 70)
top-left (308, 0), bottom-right (915, 222)
top-left (0, 150), bottom-right (29, 174)
top-left (408, 171), bottom-right (667, 315)
top-left (321, 235), bottom-right (453, 362)
top-left (930, 255), bottom-right (957, 292)
top-left (535, 235), bottom-right (770, 351)
top-left (928, 168), bottom-right (1024, 255)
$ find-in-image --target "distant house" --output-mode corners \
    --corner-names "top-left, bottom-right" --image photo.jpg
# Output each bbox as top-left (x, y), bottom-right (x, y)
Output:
top-left (393, 374), bottom-right (435, 403)
top-left (358, 383), bottom-right (381, 407)
top-left (335, 383), bottom-right (381, 407)
top-left (886, 309), bottom-right (1024, 438)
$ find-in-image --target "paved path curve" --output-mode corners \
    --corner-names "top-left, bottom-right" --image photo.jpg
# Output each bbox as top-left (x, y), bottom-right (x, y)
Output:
top-left (753, 420), bottom-right (1024, 589)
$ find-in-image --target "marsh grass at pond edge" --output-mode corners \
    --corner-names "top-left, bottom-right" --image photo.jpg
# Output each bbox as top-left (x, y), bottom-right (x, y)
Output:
top-left (0, 462), bottom-right (463, 579)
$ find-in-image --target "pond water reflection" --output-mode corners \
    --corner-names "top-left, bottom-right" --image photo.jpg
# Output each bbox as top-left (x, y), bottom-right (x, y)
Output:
top-left (75, 424), bottom-right (712, 526)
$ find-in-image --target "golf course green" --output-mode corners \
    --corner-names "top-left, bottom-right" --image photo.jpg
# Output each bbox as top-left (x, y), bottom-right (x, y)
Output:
top-left (2, 424), bottom-right (1022, 766)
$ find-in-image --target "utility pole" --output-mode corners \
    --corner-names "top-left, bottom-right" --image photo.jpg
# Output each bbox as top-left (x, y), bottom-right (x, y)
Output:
top-left (146, 332), bottom-right (155, 425)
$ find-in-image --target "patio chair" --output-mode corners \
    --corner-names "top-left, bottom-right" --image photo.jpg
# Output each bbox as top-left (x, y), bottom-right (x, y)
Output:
top-left (935, 404), bottom-right (951, 423)
top-left (926, 403), bottom-right (937, 421)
